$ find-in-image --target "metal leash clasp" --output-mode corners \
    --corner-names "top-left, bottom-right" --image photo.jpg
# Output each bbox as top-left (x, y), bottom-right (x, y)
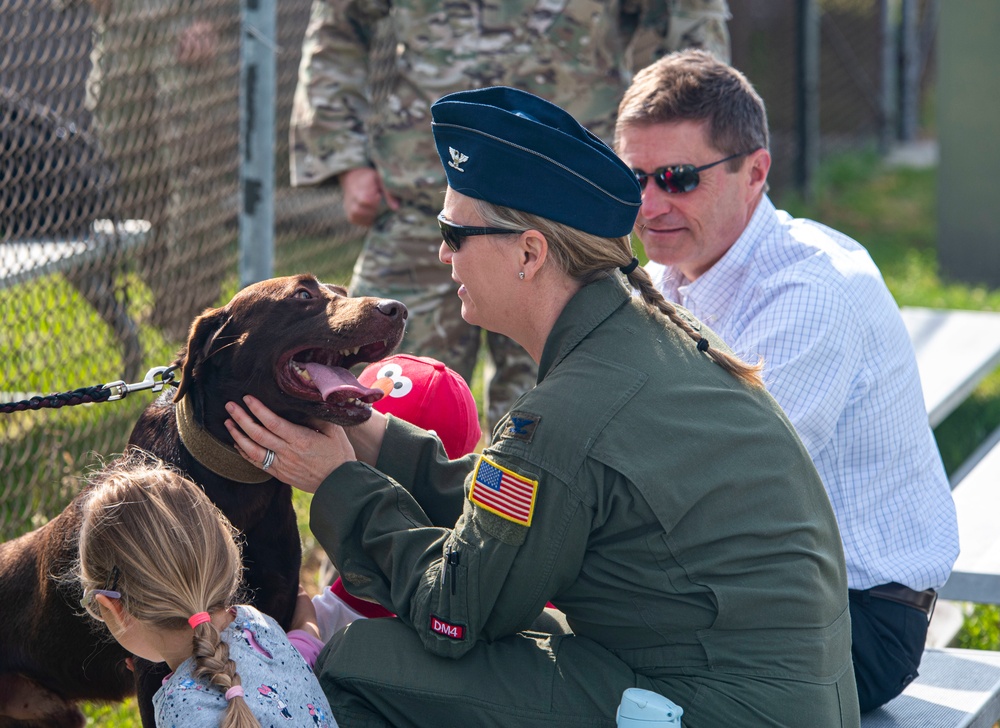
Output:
top-left (103, 365), bottom-right (178, 401)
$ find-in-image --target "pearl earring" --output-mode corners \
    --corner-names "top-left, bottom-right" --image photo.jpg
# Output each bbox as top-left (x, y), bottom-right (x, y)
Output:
top-left (518, 272), bottom-right (525, 280)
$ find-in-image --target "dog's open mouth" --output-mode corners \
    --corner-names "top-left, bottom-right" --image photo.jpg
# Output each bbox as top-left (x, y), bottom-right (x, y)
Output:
top-left (278, 340), bottom-right (394, 412)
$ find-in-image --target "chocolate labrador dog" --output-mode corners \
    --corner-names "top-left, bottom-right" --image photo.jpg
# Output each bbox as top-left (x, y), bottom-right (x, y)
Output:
top-left (0, 275), bottom-right (407, 727)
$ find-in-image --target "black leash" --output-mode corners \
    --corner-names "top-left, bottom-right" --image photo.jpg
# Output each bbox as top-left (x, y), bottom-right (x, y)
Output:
top-left (0, 365), bottom-right (179, 414)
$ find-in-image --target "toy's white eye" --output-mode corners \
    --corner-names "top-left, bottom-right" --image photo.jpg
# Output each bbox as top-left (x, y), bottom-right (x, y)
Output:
top-left (389, 376), bottom-right (413, 397)
top-left (377, 364), bottom-right (402, 379)
top-left (376, 364), bottom-right (412, 397)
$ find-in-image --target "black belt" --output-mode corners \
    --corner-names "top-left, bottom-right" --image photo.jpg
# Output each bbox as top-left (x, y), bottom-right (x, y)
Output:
top-left (851, 582), bottom-right (938, 618)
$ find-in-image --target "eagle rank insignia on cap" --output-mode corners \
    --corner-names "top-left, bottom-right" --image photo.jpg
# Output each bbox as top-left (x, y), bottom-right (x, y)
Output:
top-left (448, 147), bottom-right (469, 172)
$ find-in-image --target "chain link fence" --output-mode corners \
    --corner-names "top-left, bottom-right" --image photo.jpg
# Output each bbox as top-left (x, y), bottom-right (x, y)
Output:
top-left (1, 0), bottom-right (936, 540)
top-left (0, 0), bottom-right (364, 539)
top-left (730, 0), bottom-right (938, 194)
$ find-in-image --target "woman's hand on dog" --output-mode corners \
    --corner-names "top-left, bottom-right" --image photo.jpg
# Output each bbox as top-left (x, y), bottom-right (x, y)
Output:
top-left (225, 396), bottom-right (354, 494)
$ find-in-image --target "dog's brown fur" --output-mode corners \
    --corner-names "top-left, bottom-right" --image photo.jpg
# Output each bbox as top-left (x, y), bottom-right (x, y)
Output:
top-left (0, 275), bottom-right (406, 727)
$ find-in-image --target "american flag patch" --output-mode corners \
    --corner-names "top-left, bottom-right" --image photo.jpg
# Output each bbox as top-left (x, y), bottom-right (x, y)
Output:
top-left (469, 456), bottom-right (538, 526)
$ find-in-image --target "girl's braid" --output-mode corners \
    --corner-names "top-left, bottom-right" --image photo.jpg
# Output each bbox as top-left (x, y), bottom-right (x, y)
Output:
top-left (191, 621), bottom-right (258, 728)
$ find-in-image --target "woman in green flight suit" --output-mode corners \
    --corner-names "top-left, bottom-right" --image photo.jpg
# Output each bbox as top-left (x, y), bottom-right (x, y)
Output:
top-left (225, 86), bottom-right (860, 727)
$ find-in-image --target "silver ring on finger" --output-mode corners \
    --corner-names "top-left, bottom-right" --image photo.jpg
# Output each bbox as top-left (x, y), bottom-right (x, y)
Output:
top-left (261, 449), bottom-right (276, 471)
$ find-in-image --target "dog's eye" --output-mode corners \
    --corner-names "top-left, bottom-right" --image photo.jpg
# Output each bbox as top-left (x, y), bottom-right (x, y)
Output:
top-left (293, 288), bottom-right (312, 300)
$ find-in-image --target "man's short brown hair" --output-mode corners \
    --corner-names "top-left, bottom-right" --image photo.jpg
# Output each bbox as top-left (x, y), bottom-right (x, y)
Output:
top-left (616, 50), bottom-right (769, 166)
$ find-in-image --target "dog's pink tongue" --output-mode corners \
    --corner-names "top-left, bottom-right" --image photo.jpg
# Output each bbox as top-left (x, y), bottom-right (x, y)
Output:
top-left (303, 363), bottom-right (383, 404)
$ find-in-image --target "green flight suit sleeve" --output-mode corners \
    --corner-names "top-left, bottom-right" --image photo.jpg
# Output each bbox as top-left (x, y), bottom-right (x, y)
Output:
top-left (289, 0), bottom-right (389, 186)
top-left (374, 415), bottom-right (476, 527)
top-left (309, 428), bottom-right (592, 659)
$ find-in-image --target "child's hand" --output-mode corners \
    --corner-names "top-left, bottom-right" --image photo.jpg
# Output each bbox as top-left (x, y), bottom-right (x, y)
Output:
top-left (290, 585), bottom-right (320, 641)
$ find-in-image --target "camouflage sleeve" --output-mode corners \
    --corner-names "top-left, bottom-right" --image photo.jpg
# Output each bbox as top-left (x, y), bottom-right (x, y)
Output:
top-left (628, 0), bottom-right (732, 71)
top-left (289, 0), bottom-right (386, 186)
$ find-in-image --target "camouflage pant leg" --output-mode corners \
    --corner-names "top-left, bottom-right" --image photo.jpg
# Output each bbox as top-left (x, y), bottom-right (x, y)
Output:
top-left (667, 0), bottom-right (732, 62)
top-left (349, 203), bottom-right (480, 381)
top-left (349, 203), bottom-right (537, 433)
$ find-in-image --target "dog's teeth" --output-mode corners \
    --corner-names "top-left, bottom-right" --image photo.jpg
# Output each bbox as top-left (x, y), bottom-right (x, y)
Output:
top-left (290, 362), bottom-right (312, 381)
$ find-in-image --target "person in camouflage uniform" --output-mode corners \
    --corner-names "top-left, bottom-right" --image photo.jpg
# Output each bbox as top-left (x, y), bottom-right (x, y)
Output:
top-left (290, 0), bottom-right (730, 432)
top-left (83, 0), bottom-right (238, 341)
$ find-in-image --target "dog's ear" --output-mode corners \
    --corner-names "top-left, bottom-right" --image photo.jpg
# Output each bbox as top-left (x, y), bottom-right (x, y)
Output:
top-left (173, 308), bottom-right (232, 402)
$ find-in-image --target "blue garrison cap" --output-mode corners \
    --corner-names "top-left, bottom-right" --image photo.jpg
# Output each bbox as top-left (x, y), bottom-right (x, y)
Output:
top-left (430, 86), bottom-right (641, 238)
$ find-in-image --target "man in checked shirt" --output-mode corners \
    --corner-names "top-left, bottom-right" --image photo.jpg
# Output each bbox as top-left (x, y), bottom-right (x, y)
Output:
top-left (616, 49), bottom-right (959, 713)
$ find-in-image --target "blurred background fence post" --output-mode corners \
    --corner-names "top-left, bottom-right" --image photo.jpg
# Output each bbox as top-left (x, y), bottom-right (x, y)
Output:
top-left (878, 0), bottom-right (897, 154)
top-left (795, 0), bottom-right (820, 200)
top-left (936, 0), bottom-right (1000, 289)
top-left (238, 0), bottom-right (276, 288)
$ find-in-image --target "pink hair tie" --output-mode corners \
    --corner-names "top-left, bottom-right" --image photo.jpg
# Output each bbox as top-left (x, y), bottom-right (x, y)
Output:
top-left (224, 685), bottom-right (244, 701)
top-left (188, 612), bottom-right (211, 629)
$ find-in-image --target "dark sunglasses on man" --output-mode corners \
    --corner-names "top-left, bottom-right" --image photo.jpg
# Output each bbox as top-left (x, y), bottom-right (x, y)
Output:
top-left (437, 213), bottom-right (526, 253)
top-left (632, 150), bottom-right (756, 194)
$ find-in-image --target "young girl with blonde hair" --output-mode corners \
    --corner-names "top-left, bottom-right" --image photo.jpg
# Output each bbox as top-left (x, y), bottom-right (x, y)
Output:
top-left (78, 452), bottom-right (336, 728)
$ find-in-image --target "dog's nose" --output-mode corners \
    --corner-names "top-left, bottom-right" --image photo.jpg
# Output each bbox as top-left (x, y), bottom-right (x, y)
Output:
top-left (376, 299), bottom-right (408, 321)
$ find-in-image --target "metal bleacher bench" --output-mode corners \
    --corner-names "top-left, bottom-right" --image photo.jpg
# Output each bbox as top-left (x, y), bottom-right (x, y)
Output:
top-left (900, 306), bottom-right (1000, 611)
top-left (862, 647), bottom-right (1000, 728)
top-left (901, 306), bottom-right (1000, 427)
top-left (863, 428), bottom-right (1000, 727)
top-left (0, 219), bottom-right (152, 382)
top-left (860, 306), bottom-right (1000, 727)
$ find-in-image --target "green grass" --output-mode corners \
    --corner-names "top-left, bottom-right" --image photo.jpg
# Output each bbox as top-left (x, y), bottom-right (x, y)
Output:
top-left (83, 699), bottom-right (140, 726)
